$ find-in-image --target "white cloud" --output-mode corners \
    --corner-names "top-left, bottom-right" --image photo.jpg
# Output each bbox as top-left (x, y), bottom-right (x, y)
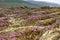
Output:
top-left (34, 0), bottom-right (60, 4)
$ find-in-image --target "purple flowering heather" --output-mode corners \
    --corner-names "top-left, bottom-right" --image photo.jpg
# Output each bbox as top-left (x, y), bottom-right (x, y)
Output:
top-left (0, 7), bottom-right (60, 40)
top-left (16, 29), bottom-right (25, 36)
top-left (37, 27), bottom-right (45, 30)
top-left (9, 31), bottom-right (16, 38)
top-left (11, 37), bottom-right (16, 40)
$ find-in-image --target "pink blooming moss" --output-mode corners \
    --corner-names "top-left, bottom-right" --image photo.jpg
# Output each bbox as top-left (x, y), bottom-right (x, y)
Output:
top-left (28, 27), bottom-right (44, 32)
top-left (28, 27), bottom-right (37, 32)
top-left (35, 20), bottom-right (46, 26)
top-left (31, 27), bottom-right (36, 31)
top-left (3, 34), bottom-right (9, 39)
top-left (34, 35), bottom-right (39, 40)
top-left (0, 34), bottom-right (3, 40)
top-left (20, 19), bottom-right (29, 26)
top-left (14, 10), bottom-right (21, 13)
top-left (11, 37), bottom-right (16, 40)
top-left (37, 27), bottom-right (45, 30)
top-left (0, 38), bottom-right (5, 40)
top-left (9, 31), bottom-right (16, 38)
top-left (0, 34), bottom-right (7, 40)
top-left (16, 29), bottom-right (25, 36)
top-left (27, 14), bottom-right (41, 19)
top-left (25, 14), bottom-right (51, 20)
top-left (28, 34), bottom-right (32, 38)
top-left (46, 25), bottom-right (52, 29)
top-left (46, 21), bottom-right (58, 29)
top-left (19, 30), bottom-right (25, 34)
top-left (0, 17), bottom-right (10, 30)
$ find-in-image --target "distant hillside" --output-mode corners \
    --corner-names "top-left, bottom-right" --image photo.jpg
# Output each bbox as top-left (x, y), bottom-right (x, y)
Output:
top-left (0, 0), bottom-right (60, 7)
top-left (0, 0), bottom-right (39, 8)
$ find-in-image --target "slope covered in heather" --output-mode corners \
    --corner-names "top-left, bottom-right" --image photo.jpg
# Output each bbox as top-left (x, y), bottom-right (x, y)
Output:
top-left (0, 6), bottom-right (60, 40)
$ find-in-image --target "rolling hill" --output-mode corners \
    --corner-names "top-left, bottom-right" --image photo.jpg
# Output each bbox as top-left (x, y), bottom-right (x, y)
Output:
top-left (0, 0), bottom-right (60, 7)
top-left (0, 0), bottom-right (39, 7)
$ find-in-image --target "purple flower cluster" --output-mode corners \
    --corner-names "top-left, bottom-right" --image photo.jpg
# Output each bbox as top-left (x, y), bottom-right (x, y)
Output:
top-left (0, 17), bottom-right (10, 30)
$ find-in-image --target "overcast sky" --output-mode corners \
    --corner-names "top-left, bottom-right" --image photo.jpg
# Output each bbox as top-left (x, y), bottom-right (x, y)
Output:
top-left (24, 0), bottom-right (60, 4)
